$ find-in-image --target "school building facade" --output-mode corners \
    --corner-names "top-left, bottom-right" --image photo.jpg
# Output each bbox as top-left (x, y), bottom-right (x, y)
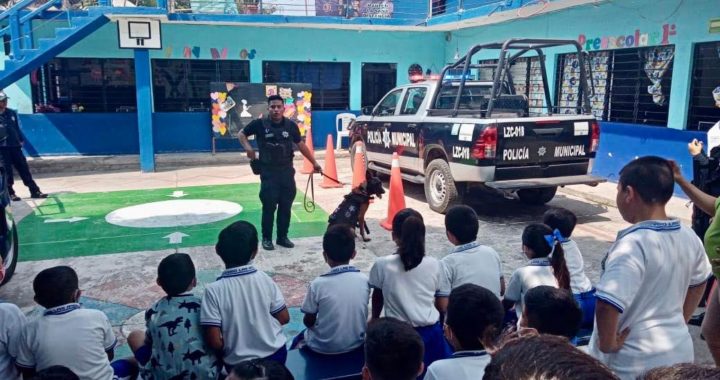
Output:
top-left (1, 0), bottom-right (718, 176)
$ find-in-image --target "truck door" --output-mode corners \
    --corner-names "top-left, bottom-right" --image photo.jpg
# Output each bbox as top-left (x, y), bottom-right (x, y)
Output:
top-left (365, 88), bottom-right (404, 167)
top-left (395, 86), bottom-right (428, 173)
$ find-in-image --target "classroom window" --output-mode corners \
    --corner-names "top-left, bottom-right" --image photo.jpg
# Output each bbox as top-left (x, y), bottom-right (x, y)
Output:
top-left (478, 57), bottom-right (545, 115)
top-left (31, 58), bottom-right (136, 113)
top-left (556, 45), bottom-right (675, 126)
top-left (263, 61), bottom-right (350, 110)
top-left (153, 59), bottom-right (250, 112)
top-left (362, 63), bottom-right (397, 108)
top-left (688, 41), bottom-right (720, 131)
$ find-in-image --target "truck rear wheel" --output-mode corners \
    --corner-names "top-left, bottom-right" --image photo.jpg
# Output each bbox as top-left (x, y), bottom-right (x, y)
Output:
top-left (517, 187), bottom-right (557, 205)
top-left (424, 159), bottom-right (461, 214)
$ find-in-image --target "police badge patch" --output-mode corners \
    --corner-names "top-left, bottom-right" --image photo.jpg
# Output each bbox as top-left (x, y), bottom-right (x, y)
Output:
top-left (282, 131), bottom-right (289, 138)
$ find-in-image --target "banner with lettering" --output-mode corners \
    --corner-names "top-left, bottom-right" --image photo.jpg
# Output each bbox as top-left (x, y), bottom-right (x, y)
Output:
top-left (209, 82), bottom-right (312, 139)
top-left (315, 0), bottom-right (392, 18)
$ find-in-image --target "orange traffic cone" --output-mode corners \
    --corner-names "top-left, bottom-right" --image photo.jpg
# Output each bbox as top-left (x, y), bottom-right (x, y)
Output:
top-left (351, 142), bottom-right (366, 189)
top-left (320, 134), bottom-right (342, 188)
top-left (380, 152), bottom-right (406, 231)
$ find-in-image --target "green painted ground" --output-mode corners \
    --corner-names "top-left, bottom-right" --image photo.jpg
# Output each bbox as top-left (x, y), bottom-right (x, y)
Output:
top-left (18, 184), bottom-right (328, 261)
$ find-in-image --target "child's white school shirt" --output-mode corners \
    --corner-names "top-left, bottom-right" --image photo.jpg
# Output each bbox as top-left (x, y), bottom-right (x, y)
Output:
top-left (15, 303), bottom-right (117, 380)
top-left (369, 255), bottom-right (450, 327)
top-left (0, 303), bottom-right (26, 380)
top-left (561, 239), bottom-right (594, 294)
top-left (423, 350), bottom-right (491, 380)
top-left (504, 257), bottom-right (559, 320)
top-left (201, 265), bottom-right (287, 365)
top-left (301, 265), bottom-right (370, 354)
top-left (441, 242), bottom-right (504, 298)
top-left (588, 220), bottom-right (712, 380)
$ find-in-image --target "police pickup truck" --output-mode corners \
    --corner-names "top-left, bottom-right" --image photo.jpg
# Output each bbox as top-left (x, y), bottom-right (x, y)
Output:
top-left (349, 39), bottom-right (605, 214)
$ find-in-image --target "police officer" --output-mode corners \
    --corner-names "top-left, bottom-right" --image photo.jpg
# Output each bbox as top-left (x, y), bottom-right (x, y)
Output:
top-left (0, 91), bottom-right (47, 201)
top-left (238, 95), bottom-right (321, 251)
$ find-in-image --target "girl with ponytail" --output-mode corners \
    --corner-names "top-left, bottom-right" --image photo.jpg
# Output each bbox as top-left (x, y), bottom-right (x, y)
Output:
top-left (503, 223), bottom-right (572, 325)
top-left (369, 208), bottom-right (452, 372)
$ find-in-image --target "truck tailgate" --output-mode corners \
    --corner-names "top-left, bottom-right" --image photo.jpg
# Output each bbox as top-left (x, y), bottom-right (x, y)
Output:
top-left (496, 119), bottom-right (596, 167)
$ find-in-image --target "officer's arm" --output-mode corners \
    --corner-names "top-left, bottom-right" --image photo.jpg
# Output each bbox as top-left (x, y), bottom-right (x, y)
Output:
top-left (15, 111), bottom-right (25, 144)
top-left (238, 131), bottom-right (256, 160)
top-left (297, 141), bottom-right (321, 171)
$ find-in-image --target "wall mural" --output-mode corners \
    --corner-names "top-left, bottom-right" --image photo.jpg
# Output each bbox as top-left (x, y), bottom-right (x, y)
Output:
top-left (315, 0), bottom-right (393, 18)
top-left (209, 82), bottom-right (312, 139)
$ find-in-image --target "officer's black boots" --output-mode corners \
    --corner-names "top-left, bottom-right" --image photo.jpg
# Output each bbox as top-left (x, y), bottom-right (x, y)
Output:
top-left (31, 191), bottom-right (48, 199)
top-left (262, 238), bottom-right (275, 251)
top-left (276, 237), bottom-right (295, 249)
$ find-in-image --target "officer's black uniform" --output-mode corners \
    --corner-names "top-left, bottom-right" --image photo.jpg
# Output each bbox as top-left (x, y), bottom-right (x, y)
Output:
top-left (242, 116), bottom-right (301, 243)
top-left (0, 108), bottom-right (43, 198)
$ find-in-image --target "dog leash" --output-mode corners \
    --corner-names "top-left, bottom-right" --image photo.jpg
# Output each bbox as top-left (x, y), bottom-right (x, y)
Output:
top-left (303, 171), bottom-right (343, 213)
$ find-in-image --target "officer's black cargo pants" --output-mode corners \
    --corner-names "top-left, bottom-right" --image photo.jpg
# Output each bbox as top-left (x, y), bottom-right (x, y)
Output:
top-left (259, 166), bottom-right (297, 241)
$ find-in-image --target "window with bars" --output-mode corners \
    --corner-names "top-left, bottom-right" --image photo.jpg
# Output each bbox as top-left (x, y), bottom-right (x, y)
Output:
top-left (263, 61), bottom-right (350, 110)
top-left (477, 57), bottom-right (546, 115)
top-left (555, 45), bottom-right (675, 126)
top-left (31, 58), bottom-right (137, 113)
top-left (152, 59), bottom-right (250, 112)
top-left (688, 41), bottom-right (720, 131)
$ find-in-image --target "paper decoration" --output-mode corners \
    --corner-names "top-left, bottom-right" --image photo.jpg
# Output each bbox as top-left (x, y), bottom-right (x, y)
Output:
top-left (164, 47), bottom-right (173, 58)
top-left (192, 46), bottom-right (201, 58)
top-left (210, 48), bottom-right (228, 60)
top-left (210, 82), bottom-right (312, 139)
top-left (183, 46), bottom-right (191, 58)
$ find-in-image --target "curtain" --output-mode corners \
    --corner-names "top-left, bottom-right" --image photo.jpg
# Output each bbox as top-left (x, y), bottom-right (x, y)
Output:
top-left (644, 46), bottom-right (674, 106)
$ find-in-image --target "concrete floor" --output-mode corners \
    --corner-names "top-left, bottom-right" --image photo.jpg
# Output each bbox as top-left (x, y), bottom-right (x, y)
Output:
top-left (0, 153), bottom-right (712, 365)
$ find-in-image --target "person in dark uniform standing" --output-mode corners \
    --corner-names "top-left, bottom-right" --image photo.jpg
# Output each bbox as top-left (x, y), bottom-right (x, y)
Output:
top-left (0, 92), bottom-right (47, 201)
top-left (238, 95), bottom-right (321, 251)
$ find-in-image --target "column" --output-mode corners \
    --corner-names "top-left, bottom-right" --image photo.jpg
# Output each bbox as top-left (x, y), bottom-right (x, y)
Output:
top-left (134, 49), bottom-right (155, 172)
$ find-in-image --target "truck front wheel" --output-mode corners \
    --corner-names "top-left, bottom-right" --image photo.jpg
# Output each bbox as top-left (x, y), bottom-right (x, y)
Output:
top-left (517, 187), bottom-right (558, 205)
top-left (424, 159), bottom-right (461, 214)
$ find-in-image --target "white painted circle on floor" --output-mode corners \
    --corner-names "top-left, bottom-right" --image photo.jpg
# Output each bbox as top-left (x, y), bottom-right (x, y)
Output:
top-left (105, 199), bottom-right (242, 228)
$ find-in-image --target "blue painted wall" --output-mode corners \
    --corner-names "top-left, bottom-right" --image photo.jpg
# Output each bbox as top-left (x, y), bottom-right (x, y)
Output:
top-left (19, 113), bottom-right (139, 156)
top-left (593, 122), bottom-right (705, 187)
top-left (153, 110), bottom-right (359, 154)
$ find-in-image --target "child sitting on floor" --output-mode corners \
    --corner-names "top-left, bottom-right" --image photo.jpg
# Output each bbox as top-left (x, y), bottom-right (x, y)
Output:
top-left (521, 285), bottom-right (582, 341)
top-left (201, 221), bottom-right (290, 368)
top-left (369, 208), bottom-right (451, 372)
top-left (14, 266), bottom-right (133, 380)
top-left (424, 284), bottom-right (503, 380)
top-left (363, 318), bottom-right (425, 380)
top-left (543, 208), bottom-right (595, 329)
top-left (297, 224), bottom-right (369, 354)
top-left (441, 205), bottom-right (504, 298)
top-left (0, 298), bottom-right (26, 380)
top-left (127, 253), bottom-right (219, 379)
top-left (503, 223), bottom-right (571, 325)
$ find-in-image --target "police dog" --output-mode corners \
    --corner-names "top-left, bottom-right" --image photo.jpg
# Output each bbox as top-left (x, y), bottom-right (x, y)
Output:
top-left (328, 171), bottom-right (385, 242)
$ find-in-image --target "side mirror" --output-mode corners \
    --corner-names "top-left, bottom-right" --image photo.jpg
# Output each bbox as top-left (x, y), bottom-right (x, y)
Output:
top-left (361, 106), bottom-right (374, 116)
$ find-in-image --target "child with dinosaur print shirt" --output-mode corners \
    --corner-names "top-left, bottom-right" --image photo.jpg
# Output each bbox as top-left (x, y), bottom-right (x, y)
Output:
top-left (127, 253), bottom-right (220, 380)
